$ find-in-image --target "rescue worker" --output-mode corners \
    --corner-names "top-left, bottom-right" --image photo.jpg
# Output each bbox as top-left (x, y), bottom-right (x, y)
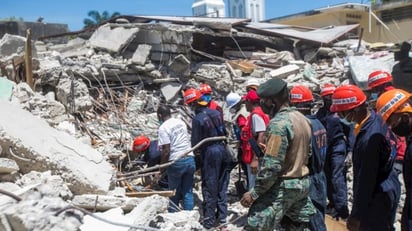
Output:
top-left (330, 84), bottom-right (400, 231)
top-left (290, 85), bottom-right (327, 231)
top-left (392, 41), bottom-right (412, 93)
top-left (157, 105), bottom-right (196, 212)
top-left (184, 88), bottom-right (229, 230)
top-left (240, 78), bottom-right (316, 230)
top-left (376, 89), bottom-right (412, 231)
top-left (315, 83), bottom-right (350, 220)
top-left (241, 90), bottom-right (269, 190)
top-left (200, 83), bottom-right (223, 114)
top-left (367, 70), bottom-right (406, 175)
top-left (128, 135), bottom-right (168, 188)
top-left (246, 78), bottom-right (260, 92)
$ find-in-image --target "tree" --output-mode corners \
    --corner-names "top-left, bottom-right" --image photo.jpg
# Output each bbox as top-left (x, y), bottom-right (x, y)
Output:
top-left (83, 10), bottom-right (120, 28)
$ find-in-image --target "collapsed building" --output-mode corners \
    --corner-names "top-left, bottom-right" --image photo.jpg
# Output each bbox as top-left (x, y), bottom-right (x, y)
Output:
top-left (0, 15), bottom-right (402, 230)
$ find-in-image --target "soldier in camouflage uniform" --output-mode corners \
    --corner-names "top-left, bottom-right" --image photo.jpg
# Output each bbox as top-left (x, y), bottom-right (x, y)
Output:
top-left (240, 78), bottom-right (316, 231)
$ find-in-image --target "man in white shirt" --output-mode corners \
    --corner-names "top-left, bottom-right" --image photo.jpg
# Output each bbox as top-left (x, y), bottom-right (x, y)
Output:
top-left (157, 105), bottom-right (195, 212)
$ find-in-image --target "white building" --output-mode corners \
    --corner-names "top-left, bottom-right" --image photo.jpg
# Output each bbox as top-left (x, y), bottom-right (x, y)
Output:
top-left (192, 0), bottom-right (225, 17)
top-left (227, 0), bottom-right (265, 22)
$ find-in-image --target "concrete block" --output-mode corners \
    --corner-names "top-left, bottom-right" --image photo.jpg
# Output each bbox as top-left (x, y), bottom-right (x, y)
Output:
top-left (169, 54), bottom-right (190, 73)
top-left (0, 101), bottom-right (114, 195)
top-left (72, 194), bottom-right (141, 212)
top-left (160, 82), bottom-right (182, 102)
top-left (131, 44), bottom-right (152, 65)
top-left (90, 24), bottom-right (139, 53)
top-left (0, 34), bottom-right (25, 57)
top-left (0, 158), bottom-right (19, 173)
top-left (269, 64), bottom-right (300, 79)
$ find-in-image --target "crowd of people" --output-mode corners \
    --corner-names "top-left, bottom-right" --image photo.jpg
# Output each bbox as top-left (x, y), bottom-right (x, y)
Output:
top-left (125, 41), bottom-right (412, 231)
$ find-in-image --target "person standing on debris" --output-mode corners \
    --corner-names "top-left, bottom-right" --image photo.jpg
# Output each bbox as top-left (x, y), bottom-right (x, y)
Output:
top-left (315, 83), bottom-right (351, 220)
top-left (184, 88), bottom-right (229, 230)
top-left (330, 84), bottom-right (400, 231)
top-left (290, 85), bottom-right (327, 231)
top-left (128, 135), bottom-right (168, 188)
top-left (240, 78), bottom-right (316, 230)
top-left (367, 70), bottom-right (406, 175)
top-left (241, 90), bottom-right (269, 190)
top-left (392, 41), bottom-right (412, 93)
top-left (157, 105), bottom-right (196, 212)
top-left (245, 78), bottom-right (260, 92)
top-left (376, 89), bottom-right (412, 231)
top-left (200, 83), bottom-right (223, 114)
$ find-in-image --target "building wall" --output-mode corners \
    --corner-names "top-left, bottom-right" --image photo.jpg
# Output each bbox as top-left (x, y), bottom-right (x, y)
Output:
top-left (227, 0), bottom-right (265, 22)
top-left (0, 21), bottom-right (69, 43)
top-left (192, 0), bottom-right (225, 17)
top-left (266, 4), bottom-right (412, 43)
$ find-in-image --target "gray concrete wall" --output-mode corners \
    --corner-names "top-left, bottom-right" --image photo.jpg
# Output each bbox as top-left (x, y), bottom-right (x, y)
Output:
top-left (0, 21), bottom-right (69, 43)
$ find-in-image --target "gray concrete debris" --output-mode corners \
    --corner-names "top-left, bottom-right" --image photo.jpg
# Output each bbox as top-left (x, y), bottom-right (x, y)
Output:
top-left (0, 158), bottom-right (19, 174)
top-left (131, 44), bottom-right (152, 65)
top-left (16, 171), bottom-right (73, 200)
top-left (160, 82), bottom-right (182, 102)
top-left (269, 64), bottom-right (300, 79)
top-left (89, 24), bottom-right (139, 53)
top-left (156, 210), bottom-right (203, 230)
top-left (0, 34), bottom-right (27, 58)
top-left (168, 54), bottom-right (191, 74)
top-left (72, 194), bottom-right (142, 212)
top-left (55, 77), bottom-right (92, 113)
top-left (0, 196), bottom-right (82, 231)
top-left (0, 100), bottom-right (114, 194)
top-left (0, 182), bottom-right (21, 193)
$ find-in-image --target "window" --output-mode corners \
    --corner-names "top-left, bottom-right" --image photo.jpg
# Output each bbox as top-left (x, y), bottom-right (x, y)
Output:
top-left (381, 5), bottom-right (412, 22)
top-left (251, 3), bottom-right (255, 21)
top-left (239, 4), bottom-right (243, 17)
top-left (233, 6), bottom-right (237, 17)
top-left (256, 4), bottom-right (260, 21)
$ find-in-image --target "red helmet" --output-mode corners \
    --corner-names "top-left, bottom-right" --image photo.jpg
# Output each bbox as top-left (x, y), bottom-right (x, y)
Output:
top-left (330, 84), bottom-right (367, 112)
top-left (183, 88), bottom-right (201, 104)
top-left (133, 135), bottom-right (150, 152)
top-left (290, 85), bottom-right (314, 103)
top-left (320, 83), bottom-right (336, 97)
top-left (200, 84), bottom-right (213, 94)
top-left (367, 70), bottom-right (393, 90)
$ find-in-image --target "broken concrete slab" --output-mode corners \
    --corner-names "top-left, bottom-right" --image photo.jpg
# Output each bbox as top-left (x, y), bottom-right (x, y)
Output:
top-left (168, 54), bottom-right (190, 73)
top-left (0, 158), bottom-right (19, 174)
top-left (160, 82), bottom-right (182, 102)
top-left (79, 207), bottom-right (132, 231)
top-left (72, 194), bottom-right (142, 212)
top-left (0, 34), bottom-right (26, 58)
top-left (156, 210), bottom-right (203, 230)
top-left (89, 24), bottom-right (139, 53)
top-left (131, 44), bottom-right (152, 65)
top-left (55, 78), bottom-right (92, 113)
top-left (269, 64), bottom-right (300, 79)
top-left (0, 100), bottom-right (114, 195)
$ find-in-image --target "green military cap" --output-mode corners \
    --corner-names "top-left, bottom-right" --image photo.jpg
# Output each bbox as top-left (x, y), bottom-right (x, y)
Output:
top-left (257, 78), bottom-right (287, 98)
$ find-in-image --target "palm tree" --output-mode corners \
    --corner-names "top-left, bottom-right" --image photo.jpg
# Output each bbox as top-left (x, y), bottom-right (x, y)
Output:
top-left (83, 10), bottom-right (121, 28)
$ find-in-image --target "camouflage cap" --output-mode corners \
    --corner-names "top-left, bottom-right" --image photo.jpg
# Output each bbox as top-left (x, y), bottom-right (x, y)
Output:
top-left (257, 78), bottom-right (287, 98)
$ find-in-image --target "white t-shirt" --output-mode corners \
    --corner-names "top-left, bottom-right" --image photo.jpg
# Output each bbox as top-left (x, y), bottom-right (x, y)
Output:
top-left (251, 114), bottom-right (266, 136)
top-left (158, 117), bottom-right (193, 160)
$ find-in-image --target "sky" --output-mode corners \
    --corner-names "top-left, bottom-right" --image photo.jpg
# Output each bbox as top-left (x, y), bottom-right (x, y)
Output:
top-left (0, 0), bottom-right (368, 31)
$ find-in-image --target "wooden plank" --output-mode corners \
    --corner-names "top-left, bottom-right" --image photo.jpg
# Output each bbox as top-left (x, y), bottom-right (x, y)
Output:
top-left (325, 215), bottom-right (348, 231)
top-left (126, 190), bottom-right (175, 198)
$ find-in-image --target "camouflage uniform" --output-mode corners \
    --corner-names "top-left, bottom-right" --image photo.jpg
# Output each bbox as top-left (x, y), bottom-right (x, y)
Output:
top-left (246, 107), bottom-right (316, 231)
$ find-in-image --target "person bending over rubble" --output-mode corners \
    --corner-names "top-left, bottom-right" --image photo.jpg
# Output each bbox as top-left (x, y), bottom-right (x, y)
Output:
top-left (240, 78), bottom-right (315, 230)
top-left (157, 105), bottom-right (196, 212)
top-left (184, 88), bottom-right (229, 230)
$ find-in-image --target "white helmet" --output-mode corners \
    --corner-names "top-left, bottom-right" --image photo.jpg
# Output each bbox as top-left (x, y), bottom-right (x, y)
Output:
top-left (226, 92), bottom-right (242, 109)
top-left (246, 78), bottom-right (260, 88)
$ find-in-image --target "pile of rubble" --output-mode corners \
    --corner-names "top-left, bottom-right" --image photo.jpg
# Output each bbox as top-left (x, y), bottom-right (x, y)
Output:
top-left (0, 16), bottom-right (402, 230)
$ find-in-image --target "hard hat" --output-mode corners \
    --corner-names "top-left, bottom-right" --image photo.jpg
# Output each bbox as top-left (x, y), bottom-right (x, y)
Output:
top-left (226, 92), bottom-right (241, 109)
top-left (183, 88), bottom-right (202, 104)
top-left (200, 83), bottom-right (213, 94)
top-left (133, 135), bottom-right (150, 152)
top-left (376, 89), bottom-right (412, 122)
top-left (290, 85), bottom-right (314, 103)
top-left (243, 90), bottom-right (260, 103)
top-left (330, 84), bottom-right (367, 112)
top-left (367, 70), bottom-right (393, 90)
top-left (246, 78), bottom-right (260, 89)
top-left (320, 83), bottom-right (336, 97)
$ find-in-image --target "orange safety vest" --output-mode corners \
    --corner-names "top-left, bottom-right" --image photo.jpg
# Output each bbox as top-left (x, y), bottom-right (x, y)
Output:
top-left (241, 107), bottom-right (269, 164)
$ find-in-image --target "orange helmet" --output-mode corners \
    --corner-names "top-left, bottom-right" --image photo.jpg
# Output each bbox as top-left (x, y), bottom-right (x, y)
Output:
top-left (320, 83), bottom-right (336, 97)
top-left (290, 85), bottom-right (314, 103)
top-left (367, 70), bottom-right (393, 90)
top-left (133, 135), bottom-right (150, 152)
top-left (183, 88), bottom-right (202, 104)
top-left (376, 89), bottom-right (412, 122)
top-left (330, 84), bottom-right (367, 112)
top-left (200, 84), bottom-right (213, 94)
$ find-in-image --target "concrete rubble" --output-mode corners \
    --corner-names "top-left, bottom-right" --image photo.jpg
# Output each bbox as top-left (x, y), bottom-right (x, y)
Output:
top-left (0, 17), bottom-right (404, 230)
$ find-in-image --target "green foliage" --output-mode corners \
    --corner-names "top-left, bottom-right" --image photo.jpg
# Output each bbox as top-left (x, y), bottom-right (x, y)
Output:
top-left (83, 10), bottom-right (121, 28)
top-left (0, 16), bottom-right (24, 22)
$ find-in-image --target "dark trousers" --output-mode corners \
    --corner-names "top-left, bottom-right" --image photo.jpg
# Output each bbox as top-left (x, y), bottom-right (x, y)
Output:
top-left (201, 144), bottom-right (230, 228)
top-left (309, 173), bottom-right (327, 231)
top-left (325, 141), bottom-right (349, 218)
